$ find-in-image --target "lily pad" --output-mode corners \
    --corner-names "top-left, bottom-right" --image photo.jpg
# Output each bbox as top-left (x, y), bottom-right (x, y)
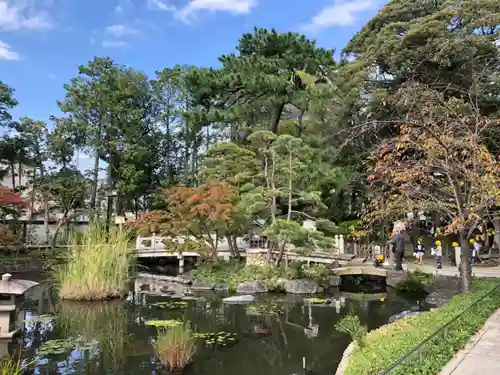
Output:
top-left (145, 319), bottom-right (183, 328)
top-left (193, 331), bottom-right (237, 348)
top-left (149, 301), bottom-right (188, 309)
top-left (37, 337), bottom-right (98, 357)
top-left (304, 297), bottom-right (329, 304)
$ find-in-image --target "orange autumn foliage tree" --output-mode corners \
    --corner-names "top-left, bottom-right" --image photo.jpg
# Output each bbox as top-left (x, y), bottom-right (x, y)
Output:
top-left (134, 181), bottom-right (241, 260)
top-left (364, 93), bottom-right (499, 291)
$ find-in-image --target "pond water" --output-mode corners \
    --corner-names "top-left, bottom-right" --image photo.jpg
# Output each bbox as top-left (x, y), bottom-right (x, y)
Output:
top-left (12, 271), bottom-right (425, 375)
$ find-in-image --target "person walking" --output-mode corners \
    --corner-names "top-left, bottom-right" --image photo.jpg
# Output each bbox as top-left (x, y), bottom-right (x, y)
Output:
top-left (413, 237), bottom-right (425, 266)
top-left (388, 229), bottom-right (405, 271)
top-left (431, 240), bottom-right (443, 269)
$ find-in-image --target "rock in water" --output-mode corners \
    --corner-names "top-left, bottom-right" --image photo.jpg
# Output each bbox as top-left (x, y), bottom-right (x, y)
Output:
top-left (190, 281), bottom-right (215, 291)
top-left (388, 310), bottom-right (424, 323)
top-left (214, 283), bottom-right (229, 292)
top-left (284, 279), bottom-right (323, 294)
top-left (223, 295), bottom-right (256, 304)
top-left (329, 276), bottom-right (341, 287)
top-left (236, 280), bottom-right (268, 293)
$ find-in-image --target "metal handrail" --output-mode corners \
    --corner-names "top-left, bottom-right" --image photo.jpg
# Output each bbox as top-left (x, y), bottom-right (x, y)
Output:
top-left (380, 282), bottom-right (500, 374)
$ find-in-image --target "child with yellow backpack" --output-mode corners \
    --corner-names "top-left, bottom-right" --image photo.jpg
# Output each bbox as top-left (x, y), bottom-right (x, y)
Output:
top-left (431, 240), bottom-right (443, 269)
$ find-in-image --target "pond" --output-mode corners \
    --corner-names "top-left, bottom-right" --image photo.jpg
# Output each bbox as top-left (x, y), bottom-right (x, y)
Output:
top-left (12, 271), bottom-right (425, 375)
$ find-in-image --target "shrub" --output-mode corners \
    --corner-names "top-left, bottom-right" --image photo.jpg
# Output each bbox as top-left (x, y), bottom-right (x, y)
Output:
top-left (335, 315), bottom-right (368, 347)
top-left (395, 270), bottom-right (434, 294)
top-left (154, 323), bottom-right (196, 371)
top-left (191, 261), bottom-right (320, 291)
top-left (344, 279), bottom-right (500, 375)
top-left (55, 222), bottom-right (134, 300)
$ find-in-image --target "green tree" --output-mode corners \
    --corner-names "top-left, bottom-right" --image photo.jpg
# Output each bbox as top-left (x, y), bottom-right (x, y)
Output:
top-left (185, 28), bottom-right (335, 135)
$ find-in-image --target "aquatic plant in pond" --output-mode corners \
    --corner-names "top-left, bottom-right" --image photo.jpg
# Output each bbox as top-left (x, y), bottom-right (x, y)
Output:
top-left (154, 322), bottom-right (196, 371)
top-left (304, 298), bottom-right (328, 304)
top-left (0, 357), bottom-right (23, 375)
top-left (146, 319), bottom-right (183, 328)
top-left (192, 332), bottom-right (237, 348)
top-left (55, 222), bottom-right (134, 300)
top-left (246, 300), bottom-right (285, 316)
top-left (150, 301), bottom-right (188, 309)
top-left (58, 301), bottom-right (128, 372)
top-left (37, 338), bottom-right (98, 357)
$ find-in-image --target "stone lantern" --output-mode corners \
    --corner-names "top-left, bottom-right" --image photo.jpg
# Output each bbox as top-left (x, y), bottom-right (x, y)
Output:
top-left (0, 273), bottom-right (38, 339)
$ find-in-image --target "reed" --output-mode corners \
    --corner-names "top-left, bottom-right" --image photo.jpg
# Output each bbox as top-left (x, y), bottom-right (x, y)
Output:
top-left (154, 323), bottom-right (196, 372)
top-left (55, 222), bottom-right (134, 300)
top-left (0, 357), bottom-right (22, 375)
top-left (58, 300), bottom-right (128, 372)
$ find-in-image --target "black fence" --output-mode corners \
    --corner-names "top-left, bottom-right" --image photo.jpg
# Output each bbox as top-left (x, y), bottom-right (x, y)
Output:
top-left (380, 282), bottom-right (500, 374)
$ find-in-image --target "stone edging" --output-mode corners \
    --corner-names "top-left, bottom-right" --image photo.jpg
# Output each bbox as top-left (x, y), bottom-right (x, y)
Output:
top-left (335, 341), bottom-right (358, 375)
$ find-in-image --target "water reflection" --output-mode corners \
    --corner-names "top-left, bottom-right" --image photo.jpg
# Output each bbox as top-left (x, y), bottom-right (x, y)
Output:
top-left (14, 273), bottom-right (425, 375)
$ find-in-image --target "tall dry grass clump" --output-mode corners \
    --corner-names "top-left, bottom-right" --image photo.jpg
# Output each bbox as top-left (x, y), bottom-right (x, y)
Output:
top-left (154, 323), bottom-right (196, 372)
top-left (56, 222), bottom-right (134, 300)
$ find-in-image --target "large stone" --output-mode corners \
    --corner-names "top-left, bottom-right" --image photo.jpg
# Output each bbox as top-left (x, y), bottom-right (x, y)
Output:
top-left (388, 310), bottom-right (425, 323)
top-left (329, 275), bottom-right (341, 287)
top-left (284, 279), bottom-right (323, 294)
top-left (214, 283), bottom-right (229, 292)
top-left (190, 281), bottom-right (215, 291)
top-left (424, 275), bottom-right (460, 307)
top-left (386, 270), bottom-right (411, 288)
top-left (223, 295), bottom-right (256, 304)
top-left (236, 280), bottom-right (268, 293)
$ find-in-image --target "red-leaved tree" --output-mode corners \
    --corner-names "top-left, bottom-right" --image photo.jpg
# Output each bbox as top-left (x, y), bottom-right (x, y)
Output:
top-left (134, 181), bottom-right (242, 260)
top-left (0, 185), bottom-right (26, 248)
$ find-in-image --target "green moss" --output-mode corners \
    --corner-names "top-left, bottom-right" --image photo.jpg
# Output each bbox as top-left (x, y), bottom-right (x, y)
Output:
top-left (344, 280), bottom-right (500, 375)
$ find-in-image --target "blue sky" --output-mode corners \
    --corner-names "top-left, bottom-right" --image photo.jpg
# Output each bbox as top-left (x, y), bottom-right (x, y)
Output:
top-left (0, 0), bottom-right (385, 123)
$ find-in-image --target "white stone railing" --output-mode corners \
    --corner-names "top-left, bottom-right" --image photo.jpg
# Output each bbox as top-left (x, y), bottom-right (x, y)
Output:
top-left (136, 234), bottom-right (345, 253)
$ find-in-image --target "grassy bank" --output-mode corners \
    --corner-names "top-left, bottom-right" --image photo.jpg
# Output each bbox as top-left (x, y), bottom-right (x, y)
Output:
top-left (343, 279), bottom-right (500, 375)
top-left (192, 262), bottom-right (330, 291)
top-left (55, 223), bottom-right (134, 300)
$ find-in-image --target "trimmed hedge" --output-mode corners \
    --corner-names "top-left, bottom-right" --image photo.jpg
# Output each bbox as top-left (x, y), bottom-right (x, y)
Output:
top-left (344, 279), bottom-right (500, 375)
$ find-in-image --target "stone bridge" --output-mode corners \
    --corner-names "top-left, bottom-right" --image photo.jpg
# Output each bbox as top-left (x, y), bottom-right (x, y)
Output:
top-left (334, 266), bottom-right (409, 288)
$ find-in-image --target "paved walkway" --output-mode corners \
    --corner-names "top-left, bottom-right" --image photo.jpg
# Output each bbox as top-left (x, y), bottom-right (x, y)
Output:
top-left (405, 263), bottom-right (500, 278)
top-left (440, 309), bottom-right (500, 375)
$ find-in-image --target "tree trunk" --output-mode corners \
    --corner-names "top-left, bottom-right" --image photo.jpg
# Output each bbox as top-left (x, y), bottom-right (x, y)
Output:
top-left (231, 236), bottom-right (240, 259)
top-left (227, 235), bottom-right (236, 258)
top-left (90, 123), bottom-right (103, 218)
top-left (459, 230), bottom-right (472, 292)
top-left (492, 218), bottom-right (500, 251)
top-left (269, 102), bottom-right (285, 133)
top-left (10, 164), bottom-right (15, 191)
top-left (51, 217), bottom-right (68, 247)
top-left (43, 200), bottom-right (50, 245)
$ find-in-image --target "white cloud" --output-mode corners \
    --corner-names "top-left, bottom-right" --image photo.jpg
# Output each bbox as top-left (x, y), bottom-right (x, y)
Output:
top-left (302, 0), bottom-right (374, 32)
top-left (173, 0), bottom-right (257, 24)
top-left (114, 0), bottom-right (133, 15)
top-left (101, 39), bottom-right (128, 48)
top-left (147, 0), bottom-right (176, 12)
top-left (0, 0), bottom-right (54, 31)
top-left (47, 73), bottom-right (56, 79)
top-left (105, 24), bottom-right (140, 38)
top-left (0, 41), bottom-right (20, 60)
